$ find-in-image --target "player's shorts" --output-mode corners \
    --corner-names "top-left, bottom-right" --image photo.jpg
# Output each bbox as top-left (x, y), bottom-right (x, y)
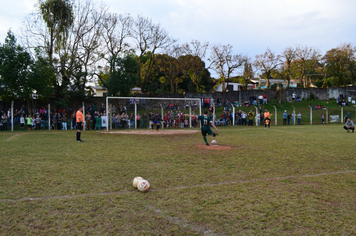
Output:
top-left (151, 121), bottom-right (160, 125)
top-left (77, 122), bottom-right (83, 130)
top-left (201, 127), bottom-right (213, 137)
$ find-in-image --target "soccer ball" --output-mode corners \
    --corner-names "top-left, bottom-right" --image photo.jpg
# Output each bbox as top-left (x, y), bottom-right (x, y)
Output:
top-left (212, 140), bottom-right (217, 145)
top-left (137, 179), bottom-right (150, 192)
top-left (133, 177), bottom-right (144, 188)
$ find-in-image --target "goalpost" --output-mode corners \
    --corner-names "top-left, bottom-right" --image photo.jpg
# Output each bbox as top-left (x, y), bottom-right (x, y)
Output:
top-left (105, 97), bottom-right (202, 131)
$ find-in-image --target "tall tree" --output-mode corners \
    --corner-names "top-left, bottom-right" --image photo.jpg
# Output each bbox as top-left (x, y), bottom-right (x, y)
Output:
top-left (294, 46), bottom-right (321, 88)
top-left (323, 43), bottom-right (356, 86)
top-left (131, 15), bottom-right (176, 92)
top-left (254, 48), bottom-right (281, 89)
top-left (181, 40), bottom-right (212, 92)
top-left (210, 44), bottom-right (244, 92)
top-left (98, 54), bottom-right (139, 97)
top-left (0, 31), bottom-right (54, 113)
top-left (281, 47), bottom-right (296, 88)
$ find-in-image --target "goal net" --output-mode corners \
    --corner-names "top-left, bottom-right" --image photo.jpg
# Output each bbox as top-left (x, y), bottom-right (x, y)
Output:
top-left (105, 97), bottom-right (202, 131)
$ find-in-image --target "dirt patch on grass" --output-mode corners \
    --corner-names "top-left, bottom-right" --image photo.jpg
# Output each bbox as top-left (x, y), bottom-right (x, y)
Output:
top-left (197, 144), bottom-right (232, 150)
top-left (102, 130), bottom-right (199, 135)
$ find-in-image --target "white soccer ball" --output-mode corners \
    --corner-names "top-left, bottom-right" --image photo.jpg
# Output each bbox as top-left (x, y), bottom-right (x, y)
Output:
top-left (137, 179), bottom-right (150, 192)
top-left (133, 177), bottom-right (144, 188)
top-left (212, 140), bottom-right (217, 145)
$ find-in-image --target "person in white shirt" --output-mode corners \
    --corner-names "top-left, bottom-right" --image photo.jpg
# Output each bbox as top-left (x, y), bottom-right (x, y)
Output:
top-left (344, 118), bottom-right (354, 133)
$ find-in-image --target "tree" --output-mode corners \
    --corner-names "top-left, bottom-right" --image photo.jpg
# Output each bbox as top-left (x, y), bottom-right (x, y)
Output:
top-left (254, 48), bottom-right (281, 89)
top-left (131, 15), bottom-right (176, 92)
top-left (210, 44), bottom-right (244, 92)
top-left (294, 46), bottom-right (321, 88)
top-left (181, 40), bottom-right (212, 92)
top-left (281, 47), bottom-right (296, 88)
top-left (0, 31), bottom-right (54, 113)
top-left (98, 54), bottom-right (139, 97)
top-left (323, 43), bottom-right (356, 86)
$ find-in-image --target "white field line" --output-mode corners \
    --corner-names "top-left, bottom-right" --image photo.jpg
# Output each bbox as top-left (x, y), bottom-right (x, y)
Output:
top-left (6, 134), bottom-right (21, 141)
top-left (146, 205), bottom-right (220, 236)
top-left (0, 170), bottom-right (354, 203)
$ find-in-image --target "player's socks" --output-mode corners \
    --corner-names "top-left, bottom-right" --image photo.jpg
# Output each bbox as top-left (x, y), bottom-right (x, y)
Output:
top-left (76, 132), bottom-right (79, 140)
top-left (203, 137), bottom-right (208, 145)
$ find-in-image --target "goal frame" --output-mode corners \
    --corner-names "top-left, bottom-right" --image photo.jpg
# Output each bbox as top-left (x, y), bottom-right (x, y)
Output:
top-left (105, 96), bottom-right (202, 131)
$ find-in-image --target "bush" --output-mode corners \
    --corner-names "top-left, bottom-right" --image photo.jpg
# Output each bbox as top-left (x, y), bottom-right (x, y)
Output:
top-left (310, 92), bottom-right (315, 100)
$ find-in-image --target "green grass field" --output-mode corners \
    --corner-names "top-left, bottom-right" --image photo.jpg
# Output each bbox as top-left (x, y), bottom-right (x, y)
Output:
top-left (1, 124), bottom-right (356, 235)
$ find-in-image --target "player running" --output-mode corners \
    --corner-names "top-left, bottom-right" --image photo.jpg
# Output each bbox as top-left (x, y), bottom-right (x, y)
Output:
top-left (186, 111), bottom-right (218, 145)
top-left (150, 112), bottom-right (162, 131)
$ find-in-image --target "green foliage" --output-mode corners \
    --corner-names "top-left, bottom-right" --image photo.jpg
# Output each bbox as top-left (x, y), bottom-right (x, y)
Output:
top-left (314, 79), bottom-right (324, 88)
top-left (105, 54), bottom-right (140, 97)
top-left (0, 31), bottom-right (53, 102)
top-left (39, 0), bottom-right (74, 44)
top-left (310, 92), bottom-right (315, 100)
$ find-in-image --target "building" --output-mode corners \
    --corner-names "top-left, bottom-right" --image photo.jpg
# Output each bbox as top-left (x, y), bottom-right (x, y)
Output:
top-left (89, 86), bottom-right (108, 97)
top-left (214, 82), bottom-right (255, 92)
top-left (250, 79), bottom-right (299, 89)
top-left (89, 86), bottom-right (142, 97)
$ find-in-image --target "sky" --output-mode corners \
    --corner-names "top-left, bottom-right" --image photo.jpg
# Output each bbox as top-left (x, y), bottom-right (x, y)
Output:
top-left (1, 0), bottom-right (355, 60)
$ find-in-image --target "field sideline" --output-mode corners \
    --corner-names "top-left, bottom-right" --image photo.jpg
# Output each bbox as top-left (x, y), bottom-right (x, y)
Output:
top-left (1, 124), bottom-right (356, 235)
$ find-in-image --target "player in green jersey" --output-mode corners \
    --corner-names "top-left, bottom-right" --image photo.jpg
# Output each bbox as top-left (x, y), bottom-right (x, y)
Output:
top-left (186, 111), bottom-right (218, 145)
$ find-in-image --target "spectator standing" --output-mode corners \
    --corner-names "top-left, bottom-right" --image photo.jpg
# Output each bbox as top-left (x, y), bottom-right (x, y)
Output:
top-left (241, 112), bottom-right (247, 126)
top-left (321, 114), bottom-right (325, 124)
top-left (71, 112), bottom-right (76, 130)
top-left (252, 95), bottom-right (257, 106)
top-left (287, 113), bottom-right (291, 125)
top-left (35, 115), bottom-right (41, 130)
top-left (217, 97), bottom-right (221, 108)
top-left (57, 113), bottom-right (62, 130)
top-left (263, 94), bottom-right (268, 104)
top-left (20, 114), bottom-right (25, 130)
top-left (26, 115), bottom-right (32, 131)
top-left (62, 114), bottom-right (67, 130)
top-left (292, 92), bottom-right (296, 102)
top-left (258, 94), bottom-right (263, 105)
top-left (136, 113), bottom-right (141, 128)
top-left (141, 99), bottom-right (146, 110)
top-left (283, 110), bottom-right (288, 125)
top-left (297, 112), bottom-right (302, 125)
top-left (86, 112), bottom-right (92, 130)
top-left (344, 118), bottom-right (354, 133)
top-left (248, 110), bottom-right (255, 126)
top-left (210, 97), bottom-right (214, 106)
top-left (142, 113), bottom-right (147, 129)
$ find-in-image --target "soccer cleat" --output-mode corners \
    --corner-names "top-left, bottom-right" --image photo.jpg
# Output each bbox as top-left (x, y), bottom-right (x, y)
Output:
top-left (151, 129), bottom-right (153, 131)
top-left (206, 143), bottom-right (209, 146)
top-left (347, 130), bottom-right (350, 132)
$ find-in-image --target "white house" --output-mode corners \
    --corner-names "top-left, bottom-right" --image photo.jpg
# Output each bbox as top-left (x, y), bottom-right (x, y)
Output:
top-left (214, 82), bottom-right (254, 92)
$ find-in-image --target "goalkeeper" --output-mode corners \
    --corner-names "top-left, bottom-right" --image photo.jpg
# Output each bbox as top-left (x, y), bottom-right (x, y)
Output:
top-left (186, 110), bottom-right (218, 145)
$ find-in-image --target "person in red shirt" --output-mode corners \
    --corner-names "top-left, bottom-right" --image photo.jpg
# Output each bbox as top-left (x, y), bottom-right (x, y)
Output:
top-left (76, 107), bottom-right (84, 142)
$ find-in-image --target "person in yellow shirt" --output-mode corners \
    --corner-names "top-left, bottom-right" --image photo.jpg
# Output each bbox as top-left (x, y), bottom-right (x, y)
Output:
top-left (76, 107), bottom-right (84, 142)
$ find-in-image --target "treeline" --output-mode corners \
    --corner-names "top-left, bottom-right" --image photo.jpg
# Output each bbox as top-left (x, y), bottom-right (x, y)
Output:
top-left (1, 0), bottom-right (356, 111)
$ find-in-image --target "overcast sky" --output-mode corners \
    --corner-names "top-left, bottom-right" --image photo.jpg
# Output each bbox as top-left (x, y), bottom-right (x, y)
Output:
top-left (1, 0), bottom-right (355, 59)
